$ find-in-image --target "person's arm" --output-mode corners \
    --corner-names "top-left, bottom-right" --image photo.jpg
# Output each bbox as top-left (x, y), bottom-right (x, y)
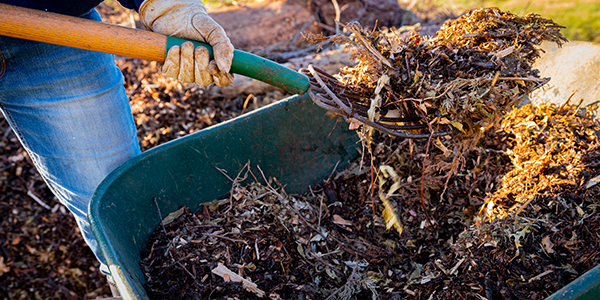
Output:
top-left (117, 0), bottom-right (234, 87)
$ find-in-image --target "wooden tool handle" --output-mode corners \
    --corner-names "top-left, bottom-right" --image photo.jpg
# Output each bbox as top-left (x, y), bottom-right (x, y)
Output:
top-left (0, 3), bottom-right (310, 94)
top-left (0, 3), bottom-right (167, 62)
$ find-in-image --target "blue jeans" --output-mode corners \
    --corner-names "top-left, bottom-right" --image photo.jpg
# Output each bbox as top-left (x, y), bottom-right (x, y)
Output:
top-left (0, 9), bottom-right (141, 272)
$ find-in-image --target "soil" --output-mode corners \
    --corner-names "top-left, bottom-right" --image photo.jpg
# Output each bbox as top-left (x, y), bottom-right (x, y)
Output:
top-left (209, 0), bottom-right (317, 52)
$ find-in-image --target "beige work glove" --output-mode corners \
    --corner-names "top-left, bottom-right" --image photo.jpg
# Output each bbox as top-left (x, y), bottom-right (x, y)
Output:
top-left (139, 0), bottom-right (234, 87)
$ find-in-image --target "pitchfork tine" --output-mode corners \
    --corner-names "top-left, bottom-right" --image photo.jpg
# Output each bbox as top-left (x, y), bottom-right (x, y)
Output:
top-left (301, 66), bottom-right (450, 139)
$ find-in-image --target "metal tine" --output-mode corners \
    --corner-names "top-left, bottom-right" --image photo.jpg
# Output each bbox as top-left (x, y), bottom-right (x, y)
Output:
top-left (301, 65), bottom-right (450, 138)
top-left (306, 66), bottom-right (430, 122)
top-left (348, 105), bottom-right (427, 127)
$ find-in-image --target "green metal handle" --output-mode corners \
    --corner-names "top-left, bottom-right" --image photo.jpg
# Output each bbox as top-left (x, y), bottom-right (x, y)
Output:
top-left (167, 37), bottom-right (310, 95)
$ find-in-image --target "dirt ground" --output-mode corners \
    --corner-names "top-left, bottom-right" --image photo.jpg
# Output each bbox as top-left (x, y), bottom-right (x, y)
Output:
top-left (0, 1), bottom-right (442, 299)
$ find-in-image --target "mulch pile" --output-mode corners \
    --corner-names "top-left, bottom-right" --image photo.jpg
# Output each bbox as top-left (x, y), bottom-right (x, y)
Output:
top-left (139, 100), bottom-right (600, 300)
top-left (303, 8), bottom-right (566, 139)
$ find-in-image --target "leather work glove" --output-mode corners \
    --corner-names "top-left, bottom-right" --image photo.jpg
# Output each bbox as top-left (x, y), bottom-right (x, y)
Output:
top-left (139, 0), bottom-right (234, 87)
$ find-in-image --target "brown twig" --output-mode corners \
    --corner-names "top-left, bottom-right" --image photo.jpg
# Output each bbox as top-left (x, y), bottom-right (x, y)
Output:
top-left (203, 233), bottom-right (248, 244)
top-left (153, 196), bottom-right (167, 235)
top-left (307, 248), bottom-right (345, 277)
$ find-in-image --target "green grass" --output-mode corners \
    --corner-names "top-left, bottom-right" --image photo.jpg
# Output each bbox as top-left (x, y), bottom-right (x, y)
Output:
top-left (204, 0), bottom-right (248, 8)
top-left (433, 0), bottom-right (600, 42)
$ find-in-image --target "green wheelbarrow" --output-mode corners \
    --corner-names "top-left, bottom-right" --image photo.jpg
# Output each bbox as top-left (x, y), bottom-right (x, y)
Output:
top-left (89, 92), bottom-right (360, 299)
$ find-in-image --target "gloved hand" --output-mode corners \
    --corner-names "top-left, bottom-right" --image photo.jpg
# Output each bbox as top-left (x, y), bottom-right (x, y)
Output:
top-left (139, 0), bottom-right (234, 87)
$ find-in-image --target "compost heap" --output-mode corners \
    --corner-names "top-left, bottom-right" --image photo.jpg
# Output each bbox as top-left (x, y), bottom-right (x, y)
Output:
top-left (138, 8), bottom-right (600, 300)
top-left (304, 7), bottom-right (566, 140)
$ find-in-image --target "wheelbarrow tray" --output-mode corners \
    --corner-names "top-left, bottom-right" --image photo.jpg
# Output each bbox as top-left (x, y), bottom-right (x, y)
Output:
top-left (89, 94), bottom-right (360, 299)
top-left (89, 42), bottom-right (600, 300)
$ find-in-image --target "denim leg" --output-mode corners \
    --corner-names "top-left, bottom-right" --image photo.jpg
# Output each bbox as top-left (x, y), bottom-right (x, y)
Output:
top-left (0, 10), bottom-right (141, 269)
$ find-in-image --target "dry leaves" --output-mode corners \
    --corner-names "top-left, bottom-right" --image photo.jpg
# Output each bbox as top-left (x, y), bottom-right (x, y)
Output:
top-left (0, 256), bottom-right (10, 275)
top-left (211, 263), bottom-right (265, 297)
